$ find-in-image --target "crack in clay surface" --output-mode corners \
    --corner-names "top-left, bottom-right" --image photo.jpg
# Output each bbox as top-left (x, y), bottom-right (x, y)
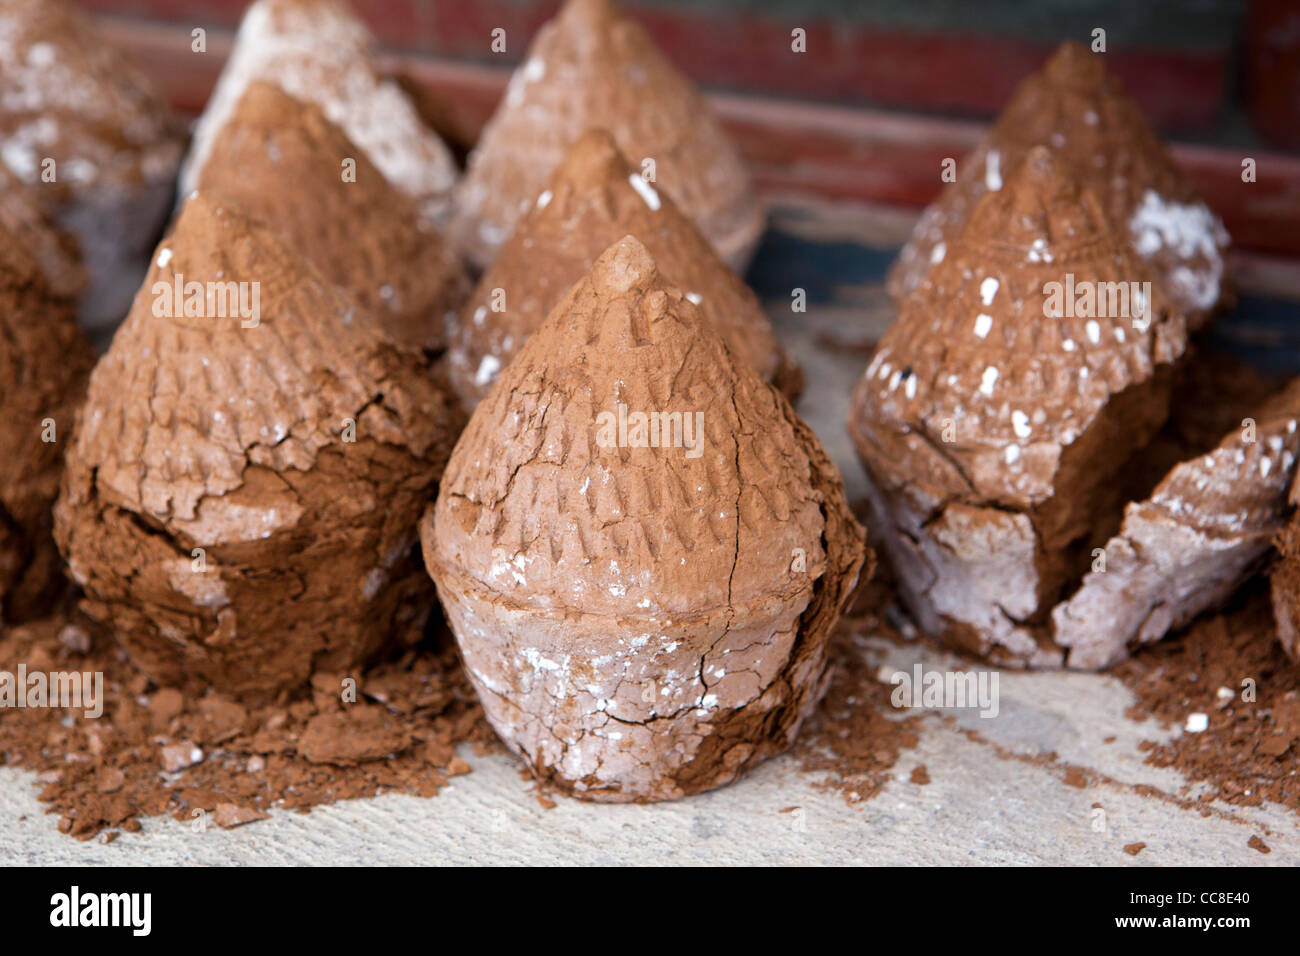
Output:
top-left (424, 236), bottom-right (866, 801)
top-left (54, 194), bottom-right (463, 700)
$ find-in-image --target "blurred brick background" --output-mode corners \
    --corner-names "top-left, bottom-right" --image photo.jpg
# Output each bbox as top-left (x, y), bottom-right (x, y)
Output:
top-left (75, 0), bottom-right (1300, 151)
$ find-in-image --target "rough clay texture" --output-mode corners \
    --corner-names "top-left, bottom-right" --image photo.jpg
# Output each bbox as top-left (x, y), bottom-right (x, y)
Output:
top-left (448, 0), bottom-right (764, 271)
top-left (0, 217), bottom-right (94, 625)
top-left (1057, 377), bottom-right (1300, 669)
top-left (53, 194), bottom-right (464, 701)
top-left (1275, 473), bottom-right (1300, 662)
top-left (195, 81), bottom-right (469, 353)
top-left (179, 0), bottom-right (458, 228)
top-left (0, 0), bottom-right (184, 333)
top-left (0, 166), bottom-right (84, 302)
top-left (423, 236), bottom-right (867, 802)
top-left (886, 42), bottom-right (1230, 329)
top-left (850, 147), bottom-right (1188, 668)
top-left (447, 129), bottom-right (798, 409)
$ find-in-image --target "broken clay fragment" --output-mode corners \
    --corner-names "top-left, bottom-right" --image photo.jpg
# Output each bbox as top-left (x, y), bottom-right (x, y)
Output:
top-left (850, 147), bottom-right (1188, 667)
top-left (1274, 471), bottom-right (1300, 662)
top-left (1056, 377), bottom-right (1300, 669)
top-left (423, 236), bottom-right (867, 801)
top-left (887, 42), bottom-right (1230, 329)
top-left (449, 0), bottom-right (764, 271)
top-left (0, 215), bottom-right (94, 625)
top-left (0, 0), bottom-right (185, 334)
top-left (195, 82), bottom-right (469, 352)
top-left (53, 194), bottom-right (464, 700)
top-left (180, 0), bottom-right (458, 228)
top-left (448, 129), bottom-right (798, 409)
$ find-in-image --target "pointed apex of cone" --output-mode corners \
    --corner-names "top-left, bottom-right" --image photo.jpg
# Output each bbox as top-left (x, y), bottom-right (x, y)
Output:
top-left (591, 234), bottom-right (660, 295)
top-left (447, 133), bottom-right (796, 408)
top-left (448, 0), bottom-right (763, 271)
top-left (219, 75), bottom-right (296, 124)
top-left (887, 39), bottom-right (1230, 325)
top-left (181, 0), bottom-right (458, 224)
top-left (163, 193), bottom-right (284, 325)
top-left (968, 146), bottom-right (1109, 254)
top-left (557, 0), bottom-right (617, 29)
top-left (195, 80), bottom-right (467, 349)
top-left (552, 128), bottom-right (628, 189)
top-left (1041, 41), bottom-right (1107, 87)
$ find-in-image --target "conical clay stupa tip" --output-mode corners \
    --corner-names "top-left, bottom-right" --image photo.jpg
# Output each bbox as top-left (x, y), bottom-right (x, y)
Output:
top-left (447, 128), bottom-right (797, 410)
top-left (553, 128), bottom-right (629, 188)
top-left (969, 145), bottom-right (1113, 255)
top-left (196, 80), bottom-right (468, 351)
top-left (54, 190), bottom-right (464, 701)
top-left (425, 234), bottom-right (864, 802)
top-left (1041, 41), bottom-right (1107, 86)
top-left (180, 0), bottom-right (458, 228)
top-left (560, 0), bottom-right (617, 27)
top-left (449, 0), bottom-right (764, 271)
top-left (594, 233), bottom-right (658, 292)
top-left (886, 40), bottom-right (1230, 327)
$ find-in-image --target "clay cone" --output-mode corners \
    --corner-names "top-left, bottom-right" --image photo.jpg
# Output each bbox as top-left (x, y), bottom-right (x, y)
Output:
top-left (54, 194), bottom-right (464, 700)
top-left (180, 0), bottom-right (458, 227)
top-left (850, 147), bottom-right (1188, 667)
top-left (448, 129), bottom-right (797, 408)
top-left (887, 42), bottom-right (1230, 328)
top-left (449, 0), bottom-right (763, 270)
top-left (1273, 473), bottom-right (1300, 662)
top-left (423, 236), bottom-right (866, 802)
top-left (0, 0), bottom-right (184, 334)
top-left (0, 216), bottom-right (94, 624)
top-left (196, 82), bottom-right (468, 352)
top-left (0, 167), bottom-right (84, 303)
top-left (1058, 377), bottom-right (1300, 668)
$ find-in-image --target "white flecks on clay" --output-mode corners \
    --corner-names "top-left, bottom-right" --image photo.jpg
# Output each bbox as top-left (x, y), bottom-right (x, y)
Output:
top-left (985, 150), bottom-right (1003, 191)
top-left (974, 313), bottom-right (993, 339)
top-left (628, 173), bottom-right (661, 211)
top-left (1027, 238), bottom-right (1053, 263)
top-left (930, 241), bottom-right (947, 265)
top-left (1011, 410), bottom-right (1032, 439)
top-left (979, 276), bottom-right (999, 305)
top-left (980, 366), bottom-right (999, 396)
top-left (1128, 189), bottom-right (1226, 310)
top-left (475, 354), bottom-right (501, 387)
top-left (535, 188), bottom-right (552, 209)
